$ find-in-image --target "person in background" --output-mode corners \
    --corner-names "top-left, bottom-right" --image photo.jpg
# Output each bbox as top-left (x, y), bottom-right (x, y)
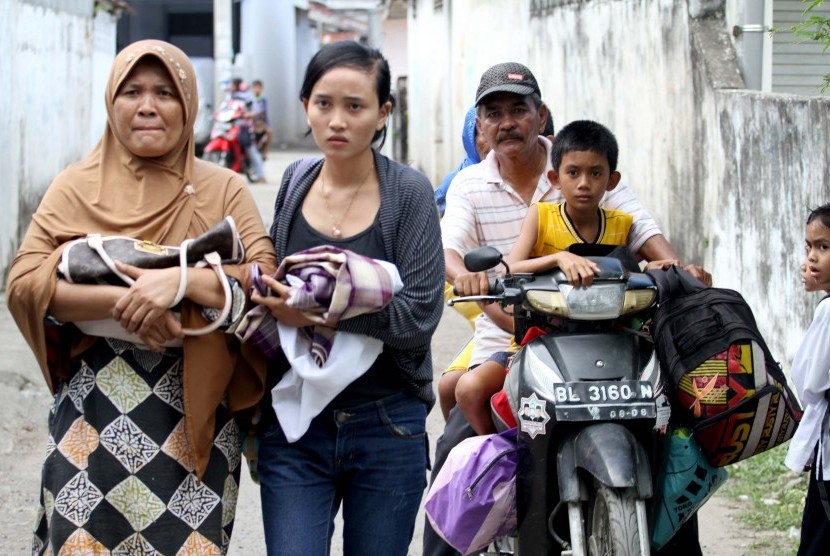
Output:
top-left (784, 202), bottom-right (830, 556)
top-left (5, 39), bottom-right (276, 554)
top-left (434, 106), bottom-right (489, 216)
top-left (251, 79), bottom-right (272, 160)
top-left (230, 77), bottom-right (267, 182)
top-left (252, 40), bottom-right (444, 556)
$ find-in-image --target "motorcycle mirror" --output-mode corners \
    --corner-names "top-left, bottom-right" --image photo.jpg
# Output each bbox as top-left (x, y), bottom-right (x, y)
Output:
top-left (464, 246), bottom-right (510, 274)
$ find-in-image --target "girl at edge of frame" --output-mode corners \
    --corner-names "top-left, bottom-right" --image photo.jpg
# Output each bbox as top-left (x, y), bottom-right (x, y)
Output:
top-left (5, 39), bottom-right (276, 554)
top-left (784, 202), bottom-right (830, 556)
top-left (251, 40), bottom-right (444, 555)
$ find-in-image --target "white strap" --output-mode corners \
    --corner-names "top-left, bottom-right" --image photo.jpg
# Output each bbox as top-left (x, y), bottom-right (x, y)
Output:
top-left (181, 251), bottom-right (233, 336)
top-left (170, 238), bottom-right (193, 308)
top-left (87, 234), bottom-right (135, 285)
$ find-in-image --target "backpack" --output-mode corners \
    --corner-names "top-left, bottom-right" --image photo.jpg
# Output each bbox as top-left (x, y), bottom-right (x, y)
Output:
top-left (424, 428), bottom-right (518, 555)
top-left (647, 266), bottom-right (802, 467)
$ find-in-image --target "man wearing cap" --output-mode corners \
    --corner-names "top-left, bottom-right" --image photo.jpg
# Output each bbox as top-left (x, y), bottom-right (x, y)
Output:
top-left (424, 62), bottom-right (705, 556)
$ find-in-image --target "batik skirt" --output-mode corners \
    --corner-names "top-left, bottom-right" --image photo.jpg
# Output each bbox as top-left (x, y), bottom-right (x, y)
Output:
top-left (32, 338), bottom-right (241, 555)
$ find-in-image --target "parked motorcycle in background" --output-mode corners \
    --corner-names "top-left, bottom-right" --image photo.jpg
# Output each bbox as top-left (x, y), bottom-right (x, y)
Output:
top-left (449, 245), bottom-right (671, 556)
top-left (202, 98), bottom-right (255, 182)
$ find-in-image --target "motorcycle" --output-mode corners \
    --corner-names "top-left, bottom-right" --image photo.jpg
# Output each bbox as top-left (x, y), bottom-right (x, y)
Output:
top-left (449, 245), bottom-right (670, 556)
top-left (202, 98), bottom-right (255, 181)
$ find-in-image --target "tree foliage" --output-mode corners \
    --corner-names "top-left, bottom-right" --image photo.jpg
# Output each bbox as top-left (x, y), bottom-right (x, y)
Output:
top-left (790, 0), bottom-right (830, 92)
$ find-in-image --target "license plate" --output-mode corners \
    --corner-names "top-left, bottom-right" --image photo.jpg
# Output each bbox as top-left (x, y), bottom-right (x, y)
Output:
top-left (552, 380), bottom-right (657, 422)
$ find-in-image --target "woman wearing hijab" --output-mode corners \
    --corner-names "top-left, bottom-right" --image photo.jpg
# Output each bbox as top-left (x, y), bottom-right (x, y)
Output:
top-left (6, 40), bottom-right (276, 554)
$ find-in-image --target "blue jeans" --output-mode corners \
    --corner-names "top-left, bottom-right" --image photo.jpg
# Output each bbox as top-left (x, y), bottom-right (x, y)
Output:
top-left (245, 143), bottom-right (265, 180)
top-left (258, 392), bottom-right (429, 556)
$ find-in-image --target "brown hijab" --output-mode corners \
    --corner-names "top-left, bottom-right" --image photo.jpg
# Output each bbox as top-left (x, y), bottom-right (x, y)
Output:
top-left (6, 40), bottom-right (276, 477)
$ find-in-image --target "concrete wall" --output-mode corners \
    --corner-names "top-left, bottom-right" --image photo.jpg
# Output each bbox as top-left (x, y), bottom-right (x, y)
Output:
top-left (407, 0), bottom-right (830, 372)
top-left (0, 1), bottom-right (115, 286)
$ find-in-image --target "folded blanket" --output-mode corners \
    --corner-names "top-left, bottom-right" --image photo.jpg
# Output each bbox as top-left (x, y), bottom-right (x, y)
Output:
top-left (236, 245), bottom-right (403, 441)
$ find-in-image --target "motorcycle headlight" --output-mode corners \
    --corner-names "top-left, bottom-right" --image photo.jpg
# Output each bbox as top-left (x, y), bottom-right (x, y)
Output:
top-left (526, 283), bottom-right (626, 320)
top-left (525, 290), bottom-right (569, 317)
top-left (560, 283), bottom-right (626, 319)
top-left (526, 284), bottom-right (656, 319)
top-left (621, 289), bottom-right (656, 315)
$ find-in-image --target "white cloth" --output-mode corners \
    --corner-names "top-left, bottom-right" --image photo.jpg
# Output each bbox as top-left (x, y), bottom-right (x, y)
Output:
top-left (441, 136), bottom-right (662, 366)
top-left (271, 261), bottom-right (403, 442)
top-left (785, 296), bottom-right (830, 477)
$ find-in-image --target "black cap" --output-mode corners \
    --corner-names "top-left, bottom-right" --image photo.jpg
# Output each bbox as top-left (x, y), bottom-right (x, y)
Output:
top-left (475, 62), bottom-right (541, 106)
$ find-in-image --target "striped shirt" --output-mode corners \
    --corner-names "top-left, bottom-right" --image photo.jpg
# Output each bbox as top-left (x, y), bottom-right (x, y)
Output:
top-left (441, 135), bottom-right (662, 366)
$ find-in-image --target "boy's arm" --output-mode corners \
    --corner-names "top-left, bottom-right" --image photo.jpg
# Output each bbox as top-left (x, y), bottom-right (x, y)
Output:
top-left (512, 252), bottom-right (600, 286)
top-left (506, 205), bottom-right (600, 285)
top-left (505, 205), bottom-right (567, 273)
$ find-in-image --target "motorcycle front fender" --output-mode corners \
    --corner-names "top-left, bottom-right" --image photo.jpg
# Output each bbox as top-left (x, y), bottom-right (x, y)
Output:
top-left (203, 137), bottom-right (228, 153)
top-left (556, 423), bottom-right (652, 502)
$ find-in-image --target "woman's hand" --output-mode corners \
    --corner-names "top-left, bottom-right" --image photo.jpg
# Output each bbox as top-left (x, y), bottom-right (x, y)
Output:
top-left (251, 274), bottom-right (322, 328)
top-left (138, 311), bottom-right (184, 352)
top-left (112, 262), bottom-right (181, 335)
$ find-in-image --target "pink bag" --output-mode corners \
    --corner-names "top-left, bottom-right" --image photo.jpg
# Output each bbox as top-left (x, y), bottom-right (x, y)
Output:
top-left (424, 428), bottom-right (518, 555)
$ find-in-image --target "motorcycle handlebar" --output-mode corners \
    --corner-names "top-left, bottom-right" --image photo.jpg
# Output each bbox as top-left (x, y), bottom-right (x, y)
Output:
top-left (451, 281), bottom-right (502, 296)
top-left (448, 281), bottom-right (504, 306)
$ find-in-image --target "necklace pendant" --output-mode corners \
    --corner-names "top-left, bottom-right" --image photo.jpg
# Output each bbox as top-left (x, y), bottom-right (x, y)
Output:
top-left (332, 225), bottom-right (342, 238)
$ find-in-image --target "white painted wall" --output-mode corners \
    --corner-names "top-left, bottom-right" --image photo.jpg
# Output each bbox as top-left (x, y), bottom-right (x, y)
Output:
top-left (407, 0), bottom-right (830, 373)
top-left (1, 1), bottom-right (115, 285)
top-left (380, 17), bottom-right (408, 84)
top-left (240, 0), bottom-right (317, 149)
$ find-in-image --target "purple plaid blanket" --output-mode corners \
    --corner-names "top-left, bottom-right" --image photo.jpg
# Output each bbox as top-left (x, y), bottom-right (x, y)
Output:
top-left (236, 245), bottom-right (400, 365)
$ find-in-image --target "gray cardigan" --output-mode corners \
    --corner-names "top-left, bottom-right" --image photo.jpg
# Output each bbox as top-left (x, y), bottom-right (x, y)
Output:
top-left (270, 151), bottom-right (444, 407)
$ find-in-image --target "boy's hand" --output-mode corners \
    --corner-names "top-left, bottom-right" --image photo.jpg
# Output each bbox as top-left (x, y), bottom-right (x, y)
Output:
top-left (556, 252), bottom-right (600, 286)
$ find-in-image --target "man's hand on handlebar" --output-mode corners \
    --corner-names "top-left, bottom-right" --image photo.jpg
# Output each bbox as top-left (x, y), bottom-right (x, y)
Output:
top-left (452, 271), bottom-right (491, 297)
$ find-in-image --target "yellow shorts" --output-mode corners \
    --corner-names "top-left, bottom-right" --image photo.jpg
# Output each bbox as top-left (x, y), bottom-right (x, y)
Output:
top-left (442, 337), bottom-right (520, 375)
top-left (443, 337), bottom-right (475, 375)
